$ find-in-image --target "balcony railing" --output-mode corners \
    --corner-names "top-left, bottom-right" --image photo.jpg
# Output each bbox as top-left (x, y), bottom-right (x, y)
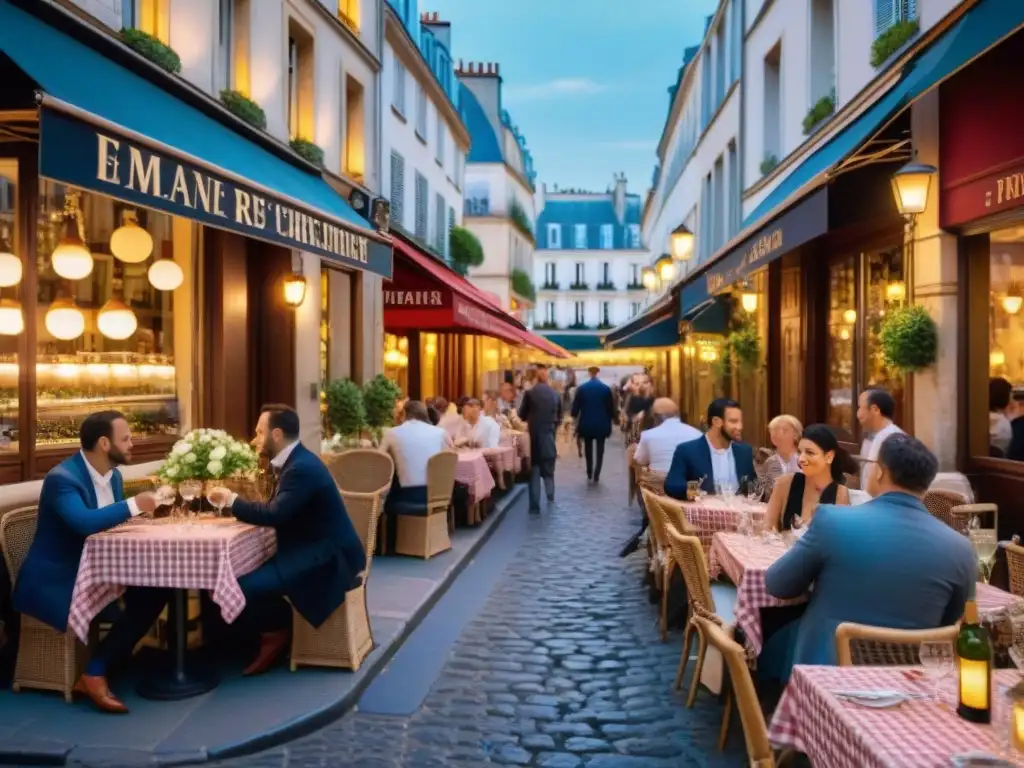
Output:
top-left (626, 281), bottom-right (644, 291)
top-left (540, 281), bottom-right (560, 290)
top-left (596, 281), bottom-right (616, 291)
top-left (569, 282), bottom-right (590, 291)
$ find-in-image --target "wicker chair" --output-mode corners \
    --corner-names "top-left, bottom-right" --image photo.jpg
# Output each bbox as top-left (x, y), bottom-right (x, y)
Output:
top-left (835, 622), bottom-right (959, 666)
top-left (951, 502), bottom-right (999, 535)
top-left (636, 467), bottom-right (666, 497)
top-left (640, 488), bottom-right (680, 642)
top-left (395, 451), bottom-right (457, 559)
top-left (323, 450), bottom-right (396, 555)
top-left (693, 615), bottom-right (784, 767)
top-left (922, 489), bottom-right (971, 533)
top-left (289, 479), bottom-right (389, 672)
top-left (664, 526), bottom-right (724, 707)
top-left (1007, 541), bottom-right (1024, 598)
top-left (1, 506), bottom-right (90, 702)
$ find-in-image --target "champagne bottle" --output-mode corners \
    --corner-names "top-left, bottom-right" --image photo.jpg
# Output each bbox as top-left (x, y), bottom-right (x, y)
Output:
top-left (957, 599), bottom-right (992, 724)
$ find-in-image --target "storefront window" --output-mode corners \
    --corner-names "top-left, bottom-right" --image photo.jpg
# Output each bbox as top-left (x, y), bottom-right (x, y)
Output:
top-left (383, 333), bottom-right (408, 394)
top-left (732, 270), bottom-right (769, 448)
top-left (865, 246), bottom-right (907, 425)
top-left (827, 255), bottom-right (856, 436)
top-left (0, 160), bottom-right (19, 453)
top-left (420, 332), bottom-right (438, 399)
top-left (989, 227), bottom-right (1024, 458)
top-left (35, 182), bottom-right (179, 448)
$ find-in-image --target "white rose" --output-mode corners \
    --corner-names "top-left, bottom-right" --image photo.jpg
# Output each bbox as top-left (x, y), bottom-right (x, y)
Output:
top-left (173, 441), bottom-right (190, 455)
top-left (184, 452), bottom-right (197, 464)
top-left (210, 445), bottom-right (227, 461)
top-left (199, 434), bottom-right (211, 443)
top-left (207, 460), bottom-right (223, 476)
top-left (166, 466), bottom-right (178, 478)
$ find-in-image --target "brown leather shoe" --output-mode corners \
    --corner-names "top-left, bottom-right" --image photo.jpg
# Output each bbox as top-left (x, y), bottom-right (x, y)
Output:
top-left (243, 630), bottom-right (290, 676)
top-left (73, 674), bottom-right (129, 714)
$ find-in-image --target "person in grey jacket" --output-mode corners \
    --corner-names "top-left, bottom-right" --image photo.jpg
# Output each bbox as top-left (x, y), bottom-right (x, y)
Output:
top-left (518, 364), bottom-right (563, 514)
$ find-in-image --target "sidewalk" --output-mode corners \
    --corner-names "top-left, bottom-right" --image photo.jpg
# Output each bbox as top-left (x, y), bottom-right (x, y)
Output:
top-left (0, 485), bottom-right (524, 767)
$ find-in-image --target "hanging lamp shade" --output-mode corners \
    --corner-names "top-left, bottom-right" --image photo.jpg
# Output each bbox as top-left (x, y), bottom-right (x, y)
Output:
top-left (655, 254), bottom-right (677, 282)
top-left (0, 226), bottom-right (21, 287)
top-left (51, 216), bottom-right (93, 280)
top-left (45, 295), bottom-right (86, 340)
top-left (741, 292), bottom-right (758, 313)
top-left (109, 210), bottom-right (153, 263)
top-left (0, 298), bottom-right (24, 336)
top-left (283, 270), bottom-right (307, 307)
top-left (97, 296), bottom-right (138, 340)
top-left (148, 257), bottom-right (184, 291)
top-left (670, 224), bottom-right (694, 262)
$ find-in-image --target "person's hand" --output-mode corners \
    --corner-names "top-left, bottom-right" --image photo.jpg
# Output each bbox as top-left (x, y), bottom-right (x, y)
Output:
top-left (207, 487), bottom-right (234, 508)
top-left (133, 491), bottom-right (158, 515)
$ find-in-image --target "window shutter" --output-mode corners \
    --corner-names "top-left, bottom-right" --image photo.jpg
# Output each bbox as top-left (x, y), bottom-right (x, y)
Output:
top-left (875, 0), bottom-right (896, 35)
top-left (447, 206), bottom-right (455, 258)
top-left (415, 172), bottom-right (428, 239)
top-left (903, 0), bottom-right (917, 21)
top-left (390, 152), bottom-right (404, 227)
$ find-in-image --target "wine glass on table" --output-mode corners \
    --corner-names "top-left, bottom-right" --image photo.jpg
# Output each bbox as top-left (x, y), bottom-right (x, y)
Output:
top-left (206, 484), bottom-right (229, 518)
top-left (969, 528), bottom-right (999, 582)
top-left (179, 479), bottom-right (202, 524)
top-left (155, 485), bottom-right (176, 521)
top-left (919, 641), bottom-right (956, 705)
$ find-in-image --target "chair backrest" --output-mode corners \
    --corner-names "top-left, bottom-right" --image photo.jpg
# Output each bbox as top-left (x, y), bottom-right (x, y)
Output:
top-left (639, 487), bottom-right (671, 553)
top-left (325, 449), bottom-right (395, 494)
top-left (0, 506), bottom-right (39, 585)
top-left (923, 489), bottom-right (970, 533)
top-left (835, 622), bottom-right (959, 666)
top-left (636, 467), bottom-right (666, 497)
top-left (664, 526), bottom-right (716, 614)
top-left (426, 451), bottom-right (458, 515)
top-left (951, 502), bottom-right (999, 534)
top-left (654, 494), bottom-right (697, 537)
top-left (1006, 541), bottom-right (1024, 598)
top-left (340, 482), bottom-right (390, 577)
top-left (694, 615), bottom-right (775, 768)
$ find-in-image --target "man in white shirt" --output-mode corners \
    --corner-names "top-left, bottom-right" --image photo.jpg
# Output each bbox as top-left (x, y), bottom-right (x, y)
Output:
top-left (856, 387), bottom-right (905, 491)
top-left (634, 398), bottom-right (702, 474)
top-left (458, 397), bottom-right (501, 449)
top-left (381, 400), bottom-right (452, 506)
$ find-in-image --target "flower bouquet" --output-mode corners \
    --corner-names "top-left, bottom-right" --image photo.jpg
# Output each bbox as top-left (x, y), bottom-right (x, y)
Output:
top-left (157, 428), bottom-right (259, 483)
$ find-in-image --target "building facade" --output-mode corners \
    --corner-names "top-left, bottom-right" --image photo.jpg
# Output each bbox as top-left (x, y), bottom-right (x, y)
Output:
top-left (533, 175), bottom-right (649, 354)
top-left (457, 61), bottom-right (537, 323)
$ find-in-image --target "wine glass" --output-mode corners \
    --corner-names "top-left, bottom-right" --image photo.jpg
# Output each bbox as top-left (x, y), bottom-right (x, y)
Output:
top-left (206, 485), bottom-right (228, 518)
top-left (155, 485), bottom-right (176, 520)
top-left (919, 641), bottom-right (956, 704)
top-left (969, 528), bottom-right (999, 582)
top-left (179, 479), bottom-right (202, 523)
top-left (746, 477), bottom-right (763, 504)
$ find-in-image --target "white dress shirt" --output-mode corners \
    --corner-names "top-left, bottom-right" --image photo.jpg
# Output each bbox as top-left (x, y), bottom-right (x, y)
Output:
top-left (707, 435), bottom-right (738, 489)
top-left (859, 421), bottom-right (905, 490)
top-left (464, 415), bottom-right (501, 449)
top-left (380, 420), bottom-right (451, 488)
top-left (990, 412), bottom-right (1013, 455)
top-left (81, 451), bottom-right (140, 516)
top-left (633, 418), bottom-right (702, 474)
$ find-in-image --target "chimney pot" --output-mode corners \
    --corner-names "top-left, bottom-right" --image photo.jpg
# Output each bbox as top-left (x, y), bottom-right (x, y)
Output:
top-left (434, 12), bottom-right (439, 20)
top-left (495, 63), bottom-right (500, 75)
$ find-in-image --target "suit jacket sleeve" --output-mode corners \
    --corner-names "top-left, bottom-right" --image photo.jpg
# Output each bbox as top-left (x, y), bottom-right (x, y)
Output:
top-left (605, 387), bottom-right (616, 421)
top-left (664, 444), bottom-right (689, 500)
top-left (765, 506), bottom-right (831, 598)
top-left (49, 473), bottom-right (131, 536)
top-left (517, 390), bottom-right (531, 423)
top-left (570, 387), bottom-right (582, 420)
top-left (231, 459), bottom-right (316, 528)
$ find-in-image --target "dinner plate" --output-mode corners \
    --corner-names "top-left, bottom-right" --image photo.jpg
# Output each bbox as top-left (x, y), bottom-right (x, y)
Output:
top-left (832, 690), bottom-right (920, 708)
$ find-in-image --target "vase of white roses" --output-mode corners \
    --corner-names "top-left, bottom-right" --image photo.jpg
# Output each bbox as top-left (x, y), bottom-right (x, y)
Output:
top-left (157, 428), bottom-right (259, 509)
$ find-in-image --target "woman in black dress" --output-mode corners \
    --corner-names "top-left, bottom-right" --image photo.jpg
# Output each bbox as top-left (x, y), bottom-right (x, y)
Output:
top-left (764, 424), bottom-right (854, 531)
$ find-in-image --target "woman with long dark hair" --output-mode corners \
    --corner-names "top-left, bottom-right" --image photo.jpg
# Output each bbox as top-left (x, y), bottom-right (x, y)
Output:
top-left (764, 424), bottom-right (854, 531)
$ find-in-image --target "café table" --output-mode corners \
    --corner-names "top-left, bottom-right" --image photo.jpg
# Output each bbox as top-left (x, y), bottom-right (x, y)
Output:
top-left (68, 516), bottom-right (276, 700)
top-left (480, 445), bottom-right (516, 489)
top-left (454, 450), bottom-right (496, 503)
top-left (682, 497), bottom-right (766, 551)
top-left (769, 665), bottom-right (1023, 767)
top-left (978, 581), bottom-right (1024, 667)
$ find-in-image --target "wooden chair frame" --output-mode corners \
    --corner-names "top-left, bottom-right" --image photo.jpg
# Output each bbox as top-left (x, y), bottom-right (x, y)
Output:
top-left (835, 622), bottom-right (959, 666)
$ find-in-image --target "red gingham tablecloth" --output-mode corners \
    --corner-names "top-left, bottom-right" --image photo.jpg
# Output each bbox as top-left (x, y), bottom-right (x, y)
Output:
top-left (769, 665), bottom-right (1023, 767)
top-left (68, 518), bottom-right (277, 643)
top-left (455, 450), bottom-right (496, 502)
top-left (682, 498), bottom-right (764, 551)
top-left (481, 445), bottom-right (516, 476)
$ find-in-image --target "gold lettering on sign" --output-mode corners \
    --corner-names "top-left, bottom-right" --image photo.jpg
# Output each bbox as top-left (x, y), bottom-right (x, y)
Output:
top-left (96, 134), bottom-right (121, 184)
top-left (996, 173), bottom-right (1024, 206)
top-left (235, 189), bottom-right (253, 226)
top-left (126, 146), bottom-right (160, 196)
top-left (194, 171), bottom-right (217, 213)
top-left (169, 165), bottom-right (193, 208)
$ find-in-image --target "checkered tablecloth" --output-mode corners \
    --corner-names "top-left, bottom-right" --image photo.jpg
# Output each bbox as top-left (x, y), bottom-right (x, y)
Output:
top-left (977, 582), bottom-right (1024, 667)
top-left (481, 445), bottom-right (516, 477)
top-left (68, 518), bottom-right (277, 643)
top-left (769, 665), bottom-right (1023, 767)
top-left (455, 450), bottom-right (496, 502)
top-left (682, 498), bottom-right (765, 551)
top-left (500, 430), bottom-right (529, 471)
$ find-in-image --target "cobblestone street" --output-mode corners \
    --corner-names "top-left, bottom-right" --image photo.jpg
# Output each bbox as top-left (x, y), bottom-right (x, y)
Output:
top-left (191, 438), bottom-right (744, 768)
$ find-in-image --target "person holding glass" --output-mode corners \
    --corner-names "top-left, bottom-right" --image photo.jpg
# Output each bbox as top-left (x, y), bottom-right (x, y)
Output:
top-left (764, 424), bottom-right (854, 532)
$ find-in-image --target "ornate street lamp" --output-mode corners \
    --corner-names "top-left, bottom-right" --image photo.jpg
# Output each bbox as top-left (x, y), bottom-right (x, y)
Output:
top-left (641, 266), bottom-right (659, 292)
top-left (670, 224), bottom-right (694, 262)
top-left (283, 268), bottom-right (307, 307)
top-left (891, 159), bottom-right (937, 217)
top-left (655, 253), bottom-right (677, 282)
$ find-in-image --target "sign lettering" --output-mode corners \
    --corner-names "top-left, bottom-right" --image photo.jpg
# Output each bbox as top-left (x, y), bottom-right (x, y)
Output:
top-left (383, 290), bottom-right (444, 306)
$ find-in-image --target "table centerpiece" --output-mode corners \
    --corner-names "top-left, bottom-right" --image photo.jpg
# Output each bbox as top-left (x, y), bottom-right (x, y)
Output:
top-left (156, 428), bottom-right (262, 503)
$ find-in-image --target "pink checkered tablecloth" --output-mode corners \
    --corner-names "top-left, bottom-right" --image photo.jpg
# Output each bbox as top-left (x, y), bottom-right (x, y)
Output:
top-left (481, 445), bottom-right (516, 476)
top-left (769, 665), bottom-right (1024, 767)
top-left (455, 450), bottom-right (496, 502)
top-left (68, 518), bottom-right (277, 643)
top-left (682, 498), bottom-right (765, 551)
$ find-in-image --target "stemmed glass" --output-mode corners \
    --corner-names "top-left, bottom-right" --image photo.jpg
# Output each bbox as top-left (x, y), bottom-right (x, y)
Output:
top-left (206, 484), bottom-right (229, 518)
top-left (746, 477), bottom-right (764, 504)
top-left (969, 528), bottom-right (999, 582)
top-left (155, 485), bottom-right (176, 521)
top-left (919, 641), bottom-right (956, 705)
top-left (179, 479), bottom-right (202, 523)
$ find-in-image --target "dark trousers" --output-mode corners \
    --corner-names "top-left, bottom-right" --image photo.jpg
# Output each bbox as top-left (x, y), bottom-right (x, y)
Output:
top-left (238, 560), bottom-right (292, 633)
top-left (86, 587), bottom-right (170, 676)
top-left (583, 437), bottom-right (606, 479)
top-left (528, 459), bottom-right (556, 510)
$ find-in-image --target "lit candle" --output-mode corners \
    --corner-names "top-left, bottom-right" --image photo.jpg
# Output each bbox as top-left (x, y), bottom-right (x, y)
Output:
top-left (959, 658), bottom-right (990, 711)
top-left (1009, 681), bottom-right (1024, 752)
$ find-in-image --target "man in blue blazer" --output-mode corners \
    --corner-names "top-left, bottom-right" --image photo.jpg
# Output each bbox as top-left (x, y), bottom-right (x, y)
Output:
top-left (13, 411), bottom-right (165, 713)
top-left (761, 435), bottom-right (976, 682)
top-left (208, 404), bottom-right (366, 676)
top-left (571, 366), bottom-right (617, 483)
top-left (664, 398), bottom-right (755, 499)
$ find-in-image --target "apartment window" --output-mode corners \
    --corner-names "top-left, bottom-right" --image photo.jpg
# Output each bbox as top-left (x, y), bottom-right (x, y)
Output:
top-left (631, 302), bottom-right (641, 317)
top-left (727, 140), bottom-right (740, 237)
top-left (286, 21), bottom-right (314, 141)
top-left (217, 0), bottom-right (233, 91)
top-left (628, 224), bottom-right (641, 249)
top-left (700, 44), bottom-right (712, 128)
top-left (544, 262), bottom-right (556, 285)
top-left (454, 151), bottom-right (463, 190)
top-left (415, 84), bottom-right (427, 140)
top-left (390, 151), bottom-right (405, 227)
top-left (434, 192), bottom-right (446, 254)
top-left (811, 0), bottom-right (836, 104)
top-left (415, 172), bottom-right (428, 240)
top-left (601, 302), bottom-right (611, 326)
top-left (448, 206), bottom-right (455, 254)
top-left (730, 0), bottom-right (742, 82)
top-left (574, 262), bottom-right (585, 285)
top-left (393, 58), bottom-right (407, 115)
top-left (602, 262), bottom-right (611, 285)
top-left (715, 16), bottom-right (727, 106)
top-left (137, 0), bottom-right (169, 43)
top-left (713, 154), bottom-right (725, 251)
top-left (122, 0), bottom-right (135, 27)
top-left (547, 223), bottom-right (561, 249)
top-left (875, 0), bottom-right (917, 36)
top-left (574, 301), bottom-right (585, 325)
top-left (545, 302), bottom-right (556, 324)
top-left (700, 172), bottom-right (713, 260)
top-left (763, 42), bottom-right (782, 164)
top-left (630, 264), bottom-right (639, 286)
top-left (338, 0), bottom-right (359, 31)
top-left (600, 224), bottom-right (613, 249)
top-left (436, 112), bottom-right (445, 165)
top-left (344, 76), bottom-right (366, 180)
top-left (574, 224), bottom-right (587, 249)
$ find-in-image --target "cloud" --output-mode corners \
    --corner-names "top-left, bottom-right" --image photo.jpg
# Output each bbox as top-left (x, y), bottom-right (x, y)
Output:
top-left (503, 78), bottom-right (606, 102)
top-left (595, 140), bottom-right (658, 152)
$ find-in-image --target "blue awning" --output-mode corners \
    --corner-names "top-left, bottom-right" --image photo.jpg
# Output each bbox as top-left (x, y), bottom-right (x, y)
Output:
top-left (744, 0), bottom-right (1024, 228)
top-left (0, 0), bottom-right (392, 277)
top-left (604, 293), bottom-right (674, 345)
top-left (540, 333), bottom-right (605, 352)
top-left (606, 314), bottom-right (679, 350)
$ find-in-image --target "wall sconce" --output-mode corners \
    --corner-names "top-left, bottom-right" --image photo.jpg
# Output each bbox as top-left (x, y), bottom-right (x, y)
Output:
top-left (655, 254), bottom-right (677, 282)
top-left (1003, 283), bottom-right (1023, 314)
top-left (283, 256), bottom-right (307, 308)
top-left (641, 266), bottom-right (659, 292)
top-left (843, 308), bottom-right (857, 325)
top-left (670, 223), bottom-right (694, 262)
top-left (891, 159), bottom-right (938, 217)
top-left (741, 291), bottom-right (758, 313)
top-left (886, 281), bottom-right (906, 303)
top-left (991, 349), bottom-right (1006, 369)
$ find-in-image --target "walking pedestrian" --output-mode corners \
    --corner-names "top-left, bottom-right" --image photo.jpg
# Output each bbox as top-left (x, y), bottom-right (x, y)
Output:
top-left (518, 363), bottom-right (562, 514)
top-left (571, 366), bottom-right (616, 483)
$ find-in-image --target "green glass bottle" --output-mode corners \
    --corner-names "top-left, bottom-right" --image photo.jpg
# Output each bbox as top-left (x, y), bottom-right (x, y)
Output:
top-left (957, 599), bottom-right (992, 724)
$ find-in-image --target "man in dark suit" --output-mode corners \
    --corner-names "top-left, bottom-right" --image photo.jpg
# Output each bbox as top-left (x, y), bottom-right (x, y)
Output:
top-left (208, 404), bottom-right (366, 676)
top-left (664, 398), bottom-right (755, 499)
top-left (571, 366), bottom-right (616, 483)
top-left (13, 411), bottom-right (165, 713)
top-left (518, 364), bottom-right (562, 514)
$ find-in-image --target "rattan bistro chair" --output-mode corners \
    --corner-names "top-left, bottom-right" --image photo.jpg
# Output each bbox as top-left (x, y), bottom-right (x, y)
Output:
top-left (835, 622), bottom-right (959, 666)
top-left (290, 479), bottom-right (390, 672)
top-left (395, 451), bottom-right (457, 559)
top-left (639, 488), bottom-right (678, 641)
top-left (1, 506), bottom-right (91, 702)
top-left (923, 489), bottom-right (971, 533)
top-left (1006, 540), bottom-right (1024, 598)
top-left (323, 450), bottom-right (395, 555)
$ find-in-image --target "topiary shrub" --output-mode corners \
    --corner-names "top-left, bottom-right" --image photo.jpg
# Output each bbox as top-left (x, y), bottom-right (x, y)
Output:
top-left (290, 137), bottom-right (325, 168)
top-left (220, 89), bottom-right (267, 131)
top-left (450, 225), bottom-right (484, 276)
top-left (363, 374), bottom-right (402, 441)
top-left (727, 323), bottom-right (761, 371)
top-left (324, 379), bottom-right (365, 438)
top-left (511, 268), bottom-right (536, 302)
top-left (120, 28), bottom-right (181, 74)
top-left (879, 303), bottom-right (938, 373)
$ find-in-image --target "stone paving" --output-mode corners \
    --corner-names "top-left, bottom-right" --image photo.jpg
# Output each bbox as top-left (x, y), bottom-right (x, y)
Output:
top-left (177, 441), bottom-right (746, 767)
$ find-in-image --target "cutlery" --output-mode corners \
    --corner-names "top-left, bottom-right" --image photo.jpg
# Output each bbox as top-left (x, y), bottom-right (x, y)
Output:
top-left (950, 753), bottom-right (1016, 767)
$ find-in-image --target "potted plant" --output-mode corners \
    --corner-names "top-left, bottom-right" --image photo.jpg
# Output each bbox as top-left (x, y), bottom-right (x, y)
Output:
top-left (727, 324), bottom-right (761, 372)
top-left (879, 304), bottom-right (938, 373)
top-left (220, 89), bottom-right (268, 131)
top-left (290, 137), bottom-right (325, 168)
top-left (324, 379), bottom-right (366, 447)
top-left (363, 374), bottom-right (402, 445)
top-left (120, 28), bottom-right (182, 74)
top-left (871, 19), bottom-right (920, 68)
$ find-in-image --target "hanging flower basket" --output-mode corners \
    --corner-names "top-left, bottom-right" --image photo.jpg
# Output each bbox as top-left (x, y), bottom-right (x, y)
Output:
top-left (879, 304), bottom-right (938, 373)
top-left (727, 324), bottom-right (761, 371)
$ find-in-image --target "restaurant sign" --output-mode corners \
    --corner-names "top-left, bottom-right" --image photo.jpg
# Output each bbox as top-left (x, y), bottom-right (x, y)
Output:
top-left (39, 107), bottom-right (393, 279)
top-left (942, 161), bottom-right (1024, 229)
